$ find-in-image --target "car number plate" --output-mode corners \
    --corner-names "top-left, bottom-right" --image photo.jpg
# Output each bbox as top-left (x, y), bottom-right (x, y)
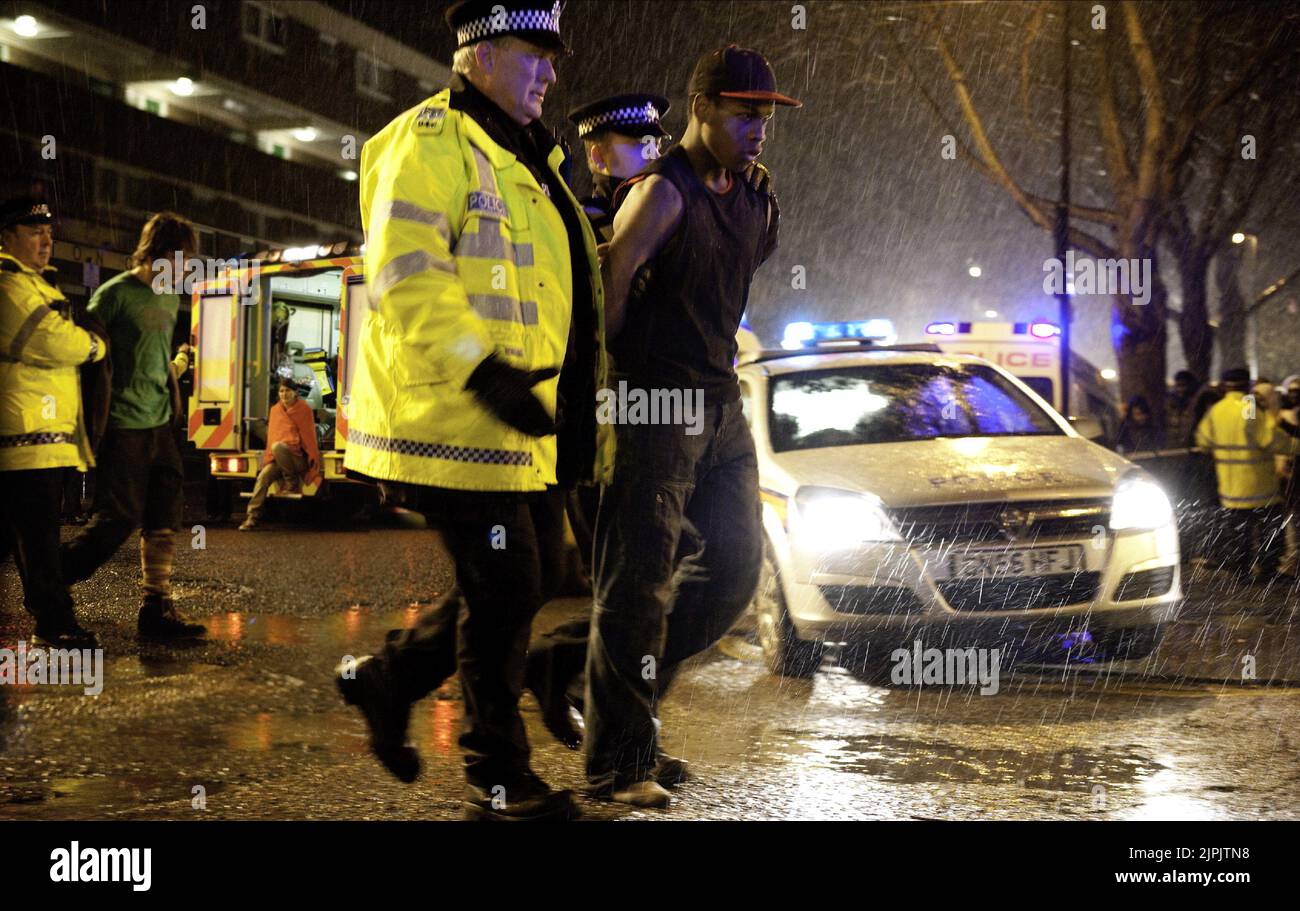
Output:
top-left (948, 545), bottom-right (1084, 579)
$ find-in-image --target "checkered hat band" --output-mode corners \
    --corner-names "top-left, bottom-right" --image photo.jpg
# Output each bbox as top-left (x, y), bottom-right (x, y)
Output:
top-left (350, 429), bottom-right (533, 467)
top-left (578, 104), bottom-right (660, 137)
top-left (457, 8), bottom-right (561, 46)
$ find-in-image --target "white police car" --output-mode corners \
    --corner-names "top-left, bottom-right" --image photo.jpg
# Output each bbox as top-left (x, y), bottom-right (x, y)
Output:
top-left (740, 322), bottom-right (1181, 678)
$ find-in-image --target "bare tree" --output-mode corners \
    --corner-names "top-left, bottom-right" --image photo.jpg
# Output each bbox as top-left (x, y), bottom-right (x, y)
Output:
top-left (879, 0), bottom-right (1296, 419)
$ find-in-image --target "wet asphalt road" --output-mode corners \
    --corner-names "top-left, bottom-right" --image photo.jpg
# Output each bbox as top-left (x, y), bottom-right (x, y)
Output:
top-left (2, 507), bottom-right (1300, 821)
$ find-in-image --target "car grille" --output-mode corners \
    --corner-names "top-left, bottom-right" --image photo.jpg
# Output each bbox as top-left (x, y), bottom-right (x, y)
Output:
top-left (889, 498), bottom-right (1110, 546)
top-left (818, 585), bottom-right (925, 615)
top-left (938, 572), bottom-right (1101, 612)
top-left (1113, 566), bottom-right (1175, 601)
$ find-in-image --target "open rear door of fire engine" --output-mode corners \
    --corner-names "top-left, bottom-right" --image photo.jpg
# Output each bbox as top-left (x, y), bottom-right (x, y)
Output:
top-left (189, 287), bottom-right (242, 451)
top-left (335, 266), bottom-right (368, 450)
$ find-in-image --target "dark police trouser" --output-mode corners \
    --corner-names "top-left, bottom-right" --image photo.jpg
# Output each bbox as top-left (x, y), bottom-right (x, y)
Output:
top-left (1220, 503), bottom-right (1288, 577)
top-left (0, 469), bottom-right (76, 620)
top-left (61, 424), bottom-right (183, 584)
top-left (376, 488), bottom-right (566, 789)
top-left (584, 398), bottom-right (762, 791)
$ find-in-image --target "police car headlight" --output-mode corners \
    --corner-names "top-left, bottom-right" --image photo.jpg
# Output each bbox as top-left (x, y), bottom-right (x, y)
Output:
top-left (1109, 474), bottom-right (1174, 531)
top-left (793, 487), bottom-right (901, 550)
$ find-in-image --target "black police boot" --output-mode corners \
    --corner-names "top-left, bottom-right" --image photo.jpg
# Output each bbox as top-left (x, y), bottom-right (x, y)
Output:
top-left (32, 613), bottom-right (99, 650)
top-left (463, 772), bottom-right (578, 822)
top-left (335, 655), bottom-right (420, 783)
top-left (137, 594), bottom-right (206, 640)
top-left (524, 648), bottom-right (582, 750)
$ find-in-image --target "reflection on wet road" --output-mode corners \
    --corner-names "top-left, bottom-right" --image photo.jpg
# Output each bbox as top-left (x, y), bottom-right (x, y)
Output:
top-left (2, 524), bottom-right (1298, 820)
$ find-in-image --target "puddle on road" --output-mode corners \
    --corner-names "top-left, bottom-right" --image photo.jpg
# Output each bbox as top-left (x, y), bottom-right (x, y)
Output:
top-left (779, 731), bottom-right (1161, 792)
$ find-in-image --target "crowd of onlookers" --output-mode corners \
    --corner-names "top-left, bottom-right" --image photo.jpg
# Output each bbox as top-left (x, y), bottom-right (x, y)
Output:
top-left (1113, 369), bottom-right (1300, 582)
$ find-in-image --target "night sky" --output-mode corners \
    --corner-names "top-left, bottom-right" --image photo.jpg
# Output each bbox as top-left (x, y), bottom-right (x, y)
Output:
top-left (326, 0), bottom-right (1300, 373)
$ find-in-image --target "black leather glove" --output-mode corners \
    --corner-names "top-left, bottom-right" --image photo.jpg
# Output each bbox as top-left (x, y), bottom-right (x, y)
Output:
top-left (465, 354), bottom-right (559, 437)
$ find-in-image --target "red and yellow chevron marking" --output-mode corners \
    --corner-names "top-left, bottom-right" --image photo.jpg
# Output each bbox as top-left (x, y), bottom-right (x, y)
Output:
top-left (190, 407), bottom-right (234, 449)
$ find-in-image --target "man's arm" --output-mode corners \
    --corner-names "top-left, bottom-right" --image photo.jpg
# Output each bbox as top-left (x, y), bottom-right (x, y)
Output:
top-left (360, 130), bottom-right (491, 390)
top-left (602, 175), bottom-right (683, 340)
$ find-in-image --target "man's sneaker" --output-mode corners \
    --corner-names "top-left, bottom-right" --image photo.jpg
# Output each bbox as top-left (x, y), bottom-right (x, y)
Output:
top-left (138, 594), bottom-right (206, 640)
top-left (610, 779), bottom-right (672, 809)
top-left (238, 516), bottom-right (260, 531)
top-left (464, 775), bottom-right (578, 821)
top-left (335, 655), bottom-right (420, 783)
top-left (653, 752), bottom-right (692, 788)
top-left (524, 649), bottom-right (582, 750)
top-left (32, 614), bottom-right (99, 649)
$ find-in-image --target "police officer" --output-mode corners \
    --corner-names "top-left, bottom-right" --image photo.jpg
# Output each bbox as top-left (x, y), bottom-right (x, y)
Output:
top-left (568, 93), bottom-right (671, 240)
top-left (335, 0), bottom-right (611, 822)
top-left (1196, 367), bottom-right (1300, 581)
top-left (0, 197), bottom-right (107, 647)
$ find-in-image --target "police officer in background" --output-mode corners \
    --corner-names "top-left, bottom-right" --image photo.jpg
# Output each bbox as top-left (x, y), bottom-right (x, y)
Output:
top-left (0, 197), bottom-right (108, 647)
top-left (520, 92), bottom-right (671, 745)
top-left (335, 0), bottom-right (611, 822)
top-left (1196, 367), bottom-right (1300, 582)
top-left (568, 93), bottom-right (671, 240)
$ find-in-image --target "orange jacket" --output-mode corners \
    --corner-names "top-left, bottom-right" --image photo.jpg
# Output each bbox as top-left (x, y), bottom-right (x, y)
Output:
top-left (264, 398), bottom-right (321, 485)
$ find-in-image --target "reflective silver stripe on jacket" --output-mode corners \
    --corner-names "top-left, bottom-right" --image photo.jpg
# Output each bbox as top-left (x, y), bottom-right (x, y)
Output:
top-left (371, 249), bottom-right (455, 299)
top-left (383, 199), bottom-right (452, 240)
top-left (468, 294), bottom-right (539, 326)
top-left (1220, 492), bottom-right (1279, 506)
top-left (8, 305), bottom-right (52, 361)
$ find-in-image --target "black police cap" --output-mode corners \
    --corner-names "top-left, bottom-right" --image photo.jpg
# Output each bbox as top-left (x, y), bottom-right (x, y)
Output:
top-left (445, 0), bottom-right (568, 53)
top-left (0, 196), bottom-right (54, 231)
top-left (568, 93), bottom-right (672, 140)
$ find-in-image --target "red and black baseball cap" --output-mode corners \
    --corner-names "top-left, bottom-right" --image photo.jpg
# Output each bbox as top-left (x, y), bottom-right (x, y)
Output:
top-left (687, 45), bottom-right (802, 107)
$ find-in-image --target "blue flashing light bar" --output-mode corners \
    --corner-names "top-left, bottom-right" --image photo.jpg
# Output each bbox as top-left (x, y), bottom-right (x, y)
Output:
top-left (781, 319), bottom-right (897, 350)
top-left (924, 321), bottom-right (972, 336)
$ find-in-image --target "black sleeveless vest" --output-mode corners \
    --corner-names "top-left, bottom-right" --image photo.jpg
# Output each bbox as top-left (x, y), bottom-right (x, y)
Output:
top-left (609, 146), bottom-right (769, 404)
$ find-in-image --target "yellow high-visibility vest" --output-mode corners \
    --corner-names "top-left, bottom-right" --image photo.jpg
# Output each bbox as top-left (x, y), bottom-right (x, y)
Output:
top-left (1195, 391), bottom-right (1300, 508)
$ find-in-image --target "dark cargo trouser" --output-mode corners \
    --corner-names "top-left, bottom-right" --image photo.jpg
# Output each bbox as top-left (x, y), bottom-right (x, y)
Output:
top-left (1219, 503), bottom-right (1288, 578)
top-left (376, 488), bottom-right (567, 789)
top-left (61, 424), bottom-right (183, 584)
top-left (584, 397), bottom-right (762, 791)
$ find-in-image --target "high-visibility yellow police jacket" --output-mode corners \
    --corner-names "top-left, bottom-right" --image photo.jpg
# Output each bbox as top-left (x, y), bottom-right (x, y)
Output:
top-left (0, 251), bottom-right (106, 472)
top-left (1195, 390), bottom-right (1300, 509)
top-left (344, 88), bottom-right (613, 492)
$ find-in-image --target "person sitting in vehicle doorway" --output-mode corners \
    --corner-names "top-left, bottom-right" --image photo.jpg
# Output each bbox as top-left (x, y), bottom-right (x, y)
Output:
top-left (240, 378), bottom-right (320, 530)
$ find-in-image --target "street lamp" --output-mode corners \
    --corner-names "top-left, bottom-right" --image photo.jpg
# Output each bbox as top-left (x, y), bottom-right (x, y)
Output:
top-left (1234, 231), bottom-right (1260, 377)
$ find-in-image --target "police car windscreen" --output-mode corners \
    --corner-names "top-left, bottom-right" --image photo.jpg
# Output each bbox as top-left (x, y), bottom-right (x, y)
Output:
top-left (769, 363), bottom-right (1062, 453)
